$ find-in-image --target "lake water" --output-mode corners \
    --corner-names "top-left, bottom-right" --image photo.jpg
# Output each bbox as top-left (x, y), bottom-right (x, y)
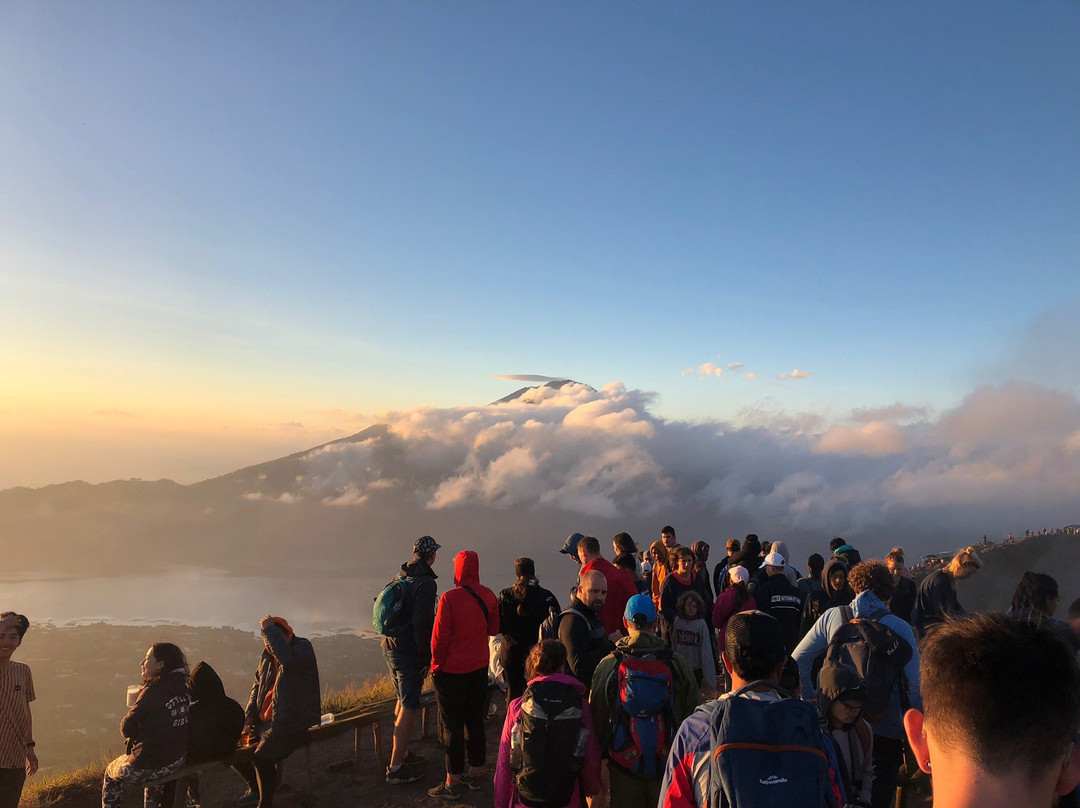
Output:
top-left (1, 567), bottom-right (389, 635)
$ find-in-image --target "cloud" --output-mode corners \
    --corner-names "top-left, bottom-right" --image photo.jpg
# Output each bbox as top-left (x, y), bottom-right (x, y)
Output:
top-left (681, 368), bottom-right (695, 377)
top-left (744, 372), bottom-right (758, 380)
top-left (232, 379), bottom-right (1080, 558)
top-left (279, 421), bottom-right (305, 429)
top-left (778, 369), bottom-right (812, 380)
top-left (699, 363), bottom-right (723, 377)
top-left (727, 363), bottom-right (744, 372)
top-left (850, 404), bottom-right (928, 424)
top-left (493, 374), bottom-right (565, 382)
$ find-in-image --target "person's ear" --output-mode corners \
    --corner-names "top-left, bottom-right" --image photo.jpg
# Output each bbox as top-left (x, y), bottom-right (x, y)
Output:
top-left (904, 709), bottom-right (931, 773)
top-left (1055, 738), bottom-right (1080, 797)
top-left (721, 651), bottom-right (733, 676)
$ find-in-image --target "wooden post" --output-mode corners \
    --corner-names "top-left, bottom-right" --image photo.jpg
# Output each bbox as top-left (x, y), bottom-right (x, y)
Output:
top-left (354, 725), bottom-right (362, 762)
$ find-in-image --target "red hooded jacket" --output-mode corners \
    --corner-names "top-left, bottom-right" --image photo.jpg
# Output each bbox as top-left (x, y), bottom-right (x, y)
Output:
top-left (431, 550), bottom-right (500, 675)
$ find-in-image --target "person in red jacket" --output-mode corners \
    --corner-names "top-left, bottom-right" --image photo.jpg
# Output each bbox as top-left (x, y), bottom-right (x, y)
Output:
top-left (429, 550), bottom-right (500, 800)
top-left (578, 536), bottom-right (638, 638)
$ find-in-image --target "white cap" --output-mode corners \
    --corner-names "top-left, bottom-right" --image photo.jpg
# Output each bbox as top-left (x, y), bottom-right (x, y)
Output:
top-left (764, 551), bottom-right (786, 568)
top-left (728, 565), bottom-right (750, 584)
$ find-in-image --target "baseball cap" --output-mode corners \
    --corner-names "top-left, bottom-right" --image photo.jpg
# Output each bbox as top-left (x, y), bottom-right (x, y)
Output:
top-left (764, 551), bottom-right (786, 568)
top-left (727, 610), bottom-right (785, 658)
top-left (728, 565), bottom-right (749, 584)
top-left (413, 535), bottom-right (441, 557)
top-left (560, 532), bottom-right (585, 559)
top-left (624, 594), bottom-right (658, 626)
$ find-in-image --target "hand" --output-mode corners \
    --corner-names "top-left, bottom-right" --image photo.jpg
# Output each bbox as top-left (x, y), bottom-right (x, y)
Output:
top-left (26, 749), bottom-right (38, 776)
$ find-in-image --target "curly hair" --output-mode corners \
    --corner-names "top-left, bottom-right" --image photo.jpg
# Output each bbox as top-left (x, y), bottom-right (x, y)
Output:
top-left (847, 560), bottom-right (895, 601)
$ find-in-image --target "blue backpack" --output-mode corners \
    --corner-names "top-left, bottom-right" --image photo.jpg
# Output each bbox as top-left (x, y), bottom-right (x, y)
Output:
top-left (606, 648), bottom-right (675, 779)
top-left (372, 573), bottom-right (413, 636)
top-left (705, 681), bottom-right (838, 808)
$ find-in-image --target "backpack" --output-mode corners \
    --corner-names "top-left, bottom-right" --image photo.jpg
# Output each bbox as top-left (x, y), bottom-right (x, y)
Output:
top-left (606, 648), bottom-right (675, 779)
top-left (372, 573), bottom-right (412, 637)
top-left (509, 679), bottom-right (587, 807)
top-left (706, 681), bottom-right (839, 808)
top-left (538, 606), bottom-right (588, 644)
top-left (825, 606), bottom-right (912, 723)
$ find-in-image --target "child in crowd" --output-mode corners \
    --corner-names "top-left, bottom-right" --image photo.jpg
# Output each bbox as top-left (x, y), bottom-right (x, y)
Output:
top-left (817, 659), bottom-right (873, 808)
top-left (671, 591), bottom-right (716, 692)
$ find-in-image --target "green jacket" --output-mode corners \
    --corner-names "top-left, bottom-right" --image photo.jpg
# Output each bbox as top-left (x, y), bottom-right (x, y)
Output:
top-left (588, 630), bottom-right (701, 751)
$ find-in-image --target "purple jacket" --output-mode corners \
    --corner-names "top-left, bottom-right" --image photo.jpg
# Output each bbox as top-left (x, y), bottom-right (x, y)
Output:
top-left (494, 672), bottom-right (602, 808)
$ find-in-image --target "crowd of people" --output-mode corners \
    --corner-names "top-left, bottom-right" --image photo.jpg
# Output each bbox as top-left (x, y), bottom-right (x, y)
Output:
top-left (1, 527), bottom-right (1078, 808)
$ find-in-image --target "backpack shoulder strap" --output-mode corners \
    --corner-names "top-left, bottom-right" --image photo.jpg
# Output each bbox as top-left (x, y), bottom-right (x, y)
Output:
top-left (462, 585), bottom-right (490, 620)
top-left (839, 604), bottom-right (854, 624)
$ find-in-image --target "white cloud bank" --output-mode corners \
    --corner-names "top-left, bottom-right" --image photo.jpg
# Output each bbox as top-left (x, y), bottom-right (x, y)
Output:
top-left (239, 380), bottom-right (1080, 554)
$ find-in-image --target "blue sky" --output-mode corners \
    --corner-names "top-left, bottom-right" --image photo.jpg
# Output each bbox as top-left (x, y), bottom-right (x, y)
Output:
top-left (1, 2), bottom-right (1078, 487)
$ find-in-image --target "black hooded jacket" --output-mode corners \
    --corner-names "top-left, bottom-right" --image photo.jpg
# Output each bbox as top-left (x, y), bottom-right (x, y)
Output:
top-left (383, 557), bottom-right (438, 669)
top-left (726, 537), bottom-right (763, 576)
top-left (188, 662), bottom-right (245, 763)
top-left (800, 557), bottom-right (854, 638)
top-left (121, 669), bottom-right (190, 769)
top-left (244, 622), bottom-right (321, 736)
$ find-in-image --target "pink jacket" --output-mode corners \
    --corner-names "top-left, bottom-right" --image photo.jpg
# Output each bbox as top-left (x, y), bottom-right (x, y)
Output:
top-left (494, 672), bottom-right (602, 808)
top-left (712, 587), bottom-right (756, 644)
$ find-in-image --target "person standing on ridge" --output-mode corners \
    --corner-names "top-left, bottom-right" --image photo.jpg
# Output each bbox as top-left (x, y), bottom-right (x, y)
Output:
top-left (0, 613), bottom-right (37, 808)
top-left (559, 570), bottom-right (616, 688)
top-left (659, 546), bottom-right (713, 646)
top-left (914, 546), bottom-right (981, 638)
top-left (428, 550), bottom-right (500, 801)
top-left (381, 535), bottom-right (440, 785)
top-left (497, 557), bottom-right (560, 702)
top-left (578, 536), bottom-right (637, 638)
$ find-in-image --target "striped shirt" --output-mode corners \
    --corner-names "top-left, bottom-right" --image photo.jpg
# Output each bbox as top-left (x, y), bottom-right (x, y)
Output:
top-left (0, 662), bottom-right (35, 767)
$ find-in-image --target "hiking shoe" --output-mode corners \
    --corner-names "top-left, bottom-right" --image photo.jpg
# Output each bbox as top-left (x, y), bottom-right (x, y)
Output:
top-left (458, 772), bottom-right (485, 791)
top-left (235, 791), bottom-right (258, 807)
top-left (385, 761), bottom-right (424, 785)
top-left (403, 751), bottom-right (427, 765)
top-left (427, 781), bottom-right (464, 800)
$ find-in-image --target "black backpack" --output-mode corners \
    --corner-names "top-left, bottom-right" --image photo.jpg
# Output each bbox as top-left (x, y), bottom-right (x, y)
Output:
top-left (510, 679), bottom-right (588, 807)
top-left (825, 606), bottom-right (912, 723)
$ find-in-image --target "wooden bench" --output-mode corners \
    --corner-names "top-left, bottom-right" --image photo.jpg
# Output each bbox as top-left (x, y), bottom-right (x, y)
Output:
top-left (145, 690), bottom-right (441, 808)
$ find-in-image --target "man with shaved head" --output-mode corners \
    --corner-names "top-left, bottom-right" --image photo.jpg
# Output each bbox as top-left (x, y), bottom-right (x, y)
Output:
top-left (558, 569), bottom-right (617, 688)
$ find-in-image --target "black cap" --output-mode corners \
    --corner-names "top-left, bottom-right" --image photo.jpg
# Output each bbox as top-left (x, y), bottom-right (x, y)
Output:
top-left (560, 532), bottom-right (585, 559)
top-left (727, 610), bottom-right (784, 658)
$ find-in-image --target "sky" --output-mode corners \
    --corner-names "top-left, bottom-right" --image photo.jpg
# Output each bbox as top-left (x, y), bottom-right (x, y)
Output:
top-left (2, 2), bottom-right (1079, 490)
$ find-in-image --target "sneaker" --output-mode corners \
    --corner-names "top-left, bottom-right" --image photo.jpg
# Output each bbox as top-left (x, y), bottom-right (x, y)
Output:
top-left (403, 751), bottom-right (427, 765)
top-left (458, 772), bottom-right (485, 791)
top-left (385, 761), bottom-right (424, 785)
top-left (235, 791), bottom-right (258, 807)
top-left (427, 780), bottom-right (464, 800)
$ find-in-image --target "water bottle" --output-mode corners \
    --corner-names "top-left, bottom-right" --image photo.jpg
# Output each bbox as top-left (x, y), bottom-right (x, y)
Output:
top-left (573, 727), bottom-right (589, 760)
top-left (320, 713), bottom-right (334, 726)
top-left (509, 721), bottom-right (523, 769)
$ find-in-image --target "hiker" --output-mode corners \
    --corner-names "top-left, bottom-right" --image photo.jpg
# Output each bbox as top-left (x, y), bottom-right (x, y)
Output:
top-left (832, 540), bottom-right (862, 569)
top-left (379, 534), bottom-right (439, 784)
top-left (672, 590), bottom-right (716, 691)
top-left (428, 550), bottom-right (500, 800)
top-left (797, 552), bottom-right (825, 601)
top-left (559, 570), bottom-right (617, 688)
top-left (103, 642), bottom-right (190, 808)
top-left (649, 540), bottom-right (672, 610)
top-left (817, 659), bottom-right (874, 808)
top-left (184, 661), bottom-right (244, 807)
top-left (725, 533), bottom-right (763, 577)
top-left (904, 614), bottom-right (1080, 808)
top-left (754, 551), bottom-right (804, 654)
top-left (913, 545), bottom-right (981, 638)
top-left (659, 546), bottom-right (713, 645)
top-left (768, 541), bottom-right (801, 586)
top-left (1009, 571), bottom-right (1078, 650)
top-left (711, 565), bottom-right (757, 691)
top-left (712, 538), bottom-right (740, 596)
top-left (801, 556), bottom-right (854, 638)
top-left (578, 535), bottom-right (638, 638)
top-left (494, 640), bottom-right (602, 808)
top-left (885, 548), bottom-right (916, 624)
top-left (497, 557), bottom-right (560, 702)
top-left (234, 617), bottom-right (320, 808)
top-left (659, 611), bottom-right (843, 807)
top-left (661, 525), bottom-right (679, 551)
top-left (559, 531), bottom-right (586, 566)
top-left (590, 594), bottom-right (699, 808)
top-left (613, 548), bottom-right (649, 595)
top-left (612, 532), bottom-right (646, 584)
top-left (793, 560), bottom-right (920, 808)
top-left (0, 613), bottom-right (37, 808)
top-left (690, 541), bottom-right (714, 601)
